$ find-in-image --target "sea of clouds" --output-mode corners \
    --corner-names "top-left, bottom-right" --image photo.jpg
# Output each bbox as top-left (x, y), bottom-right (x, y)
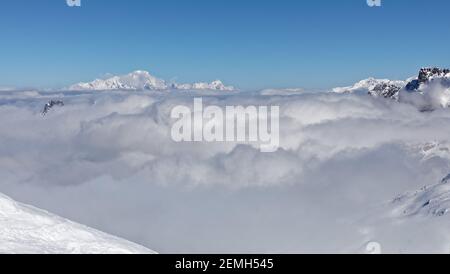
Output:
top-left (1, 87), bottom-right (450, 253)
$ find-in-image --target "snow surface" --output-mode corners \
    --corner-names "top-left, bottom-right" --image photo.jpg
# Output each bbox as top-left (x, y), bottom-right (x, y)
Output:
top-left (0, 192), bottom-right (156, 254)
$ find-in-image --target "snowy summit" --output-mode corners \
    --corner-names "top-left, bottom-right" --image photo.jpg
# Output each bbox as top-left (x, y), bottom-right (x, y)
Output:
top-left (69, 70), bottom-right (235, 92)
top-left (332, 67), bottom-right (450, 109)
top-left (332, 77), bottom-right (406, 98)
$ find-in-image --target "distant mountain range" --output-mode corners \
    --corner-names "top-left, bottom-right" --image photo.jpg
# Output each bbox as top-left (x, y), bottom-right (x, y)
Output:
top-left (333, 78), bottom-right (407, 99)
top-left (68, 70), bottom-right (235, 92)
top-left (333, 67), bottom-right (450, 99)
top-left (65, 67), bottom-right (450, 112)
top-left (333, 67), bottom-right (450, 110)
top-left (68, 68), bottom-right (449, 99)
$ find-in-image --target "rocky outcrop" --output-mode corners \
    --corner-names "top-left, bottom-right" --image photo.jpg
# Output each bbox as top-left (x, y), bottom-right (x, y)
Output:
top-left (405, 67), bottom-right (450, 91)
top-left (332, 78), bottom-right (405, 97)
top-left (42, 100), bottom-right (64, 116)
top-left (369, 83), bottom-right (403, 99)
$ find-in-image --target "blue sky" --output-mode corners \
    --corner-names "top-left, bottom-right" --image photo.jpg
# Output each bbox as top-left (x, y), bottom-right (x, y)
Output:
top-left (1, 0), bottom-right (449, 90)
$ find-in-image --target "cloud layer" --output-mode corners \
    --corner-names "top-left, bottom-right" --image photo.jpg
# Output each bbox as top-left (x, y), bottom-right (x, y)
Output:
top-left (1, 88), bottom-right (450, 253)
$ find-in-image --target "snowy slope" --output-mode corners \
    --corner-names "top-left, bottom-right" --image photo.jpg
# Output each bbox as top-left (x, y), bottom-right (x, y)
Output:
top-left (392, 178), bottom-right (450, 218)
top-left (69, 70), bottom-right (235, 91)
top-left (357, 173), bottom-right (450, 254)
top-left (0, 192), bottom-right (156, 254)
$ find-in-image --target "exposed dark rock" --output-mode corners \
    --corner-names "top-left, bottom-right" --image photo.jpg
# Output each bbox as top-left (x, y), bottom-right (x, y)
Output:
top-left (406, 67), bottom-right (450, 91)
top-left (42, 100), bottom-right (64, 116)
top-left (369, 83), bottom-right (402, 99)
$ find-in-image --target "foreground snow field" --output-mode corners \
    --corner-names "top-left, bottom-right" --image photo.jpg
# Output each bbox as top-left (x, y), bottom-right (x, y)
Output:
top-left (0, 192), bottom-right (155, 254)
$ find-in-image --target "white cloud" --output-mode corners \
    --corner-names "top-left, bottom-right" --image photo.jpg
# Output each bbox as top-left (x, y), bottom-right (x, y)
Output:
top-left (399, 82), bottom-right (450, 110)
top-left (1, 89), bottom-right (450, 253)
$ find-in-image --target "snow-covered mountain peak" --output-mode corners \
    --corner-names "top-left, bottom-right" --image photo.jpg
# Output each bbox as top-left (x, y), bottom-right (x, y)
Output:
top-left (332, 77), bottom-right (380, 93)
top-left (69, 70), bottom-right (235, 91)
top-left (175, 79), bottom-right (235, 91)
top-left (69, 70), bottom-right (168, 91)
top-left (396, 67), bottom-right (450, 110)
top-left (126, 70), bottom-right (151, 81)
top-left (332, 67), bottom-right (450, 106)
top-left (405, 67), bottom-right (450, 91)
top-left (0, 192), bottom-right (156, 254)
top-left (332, 77), bottom-right (406, 98)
